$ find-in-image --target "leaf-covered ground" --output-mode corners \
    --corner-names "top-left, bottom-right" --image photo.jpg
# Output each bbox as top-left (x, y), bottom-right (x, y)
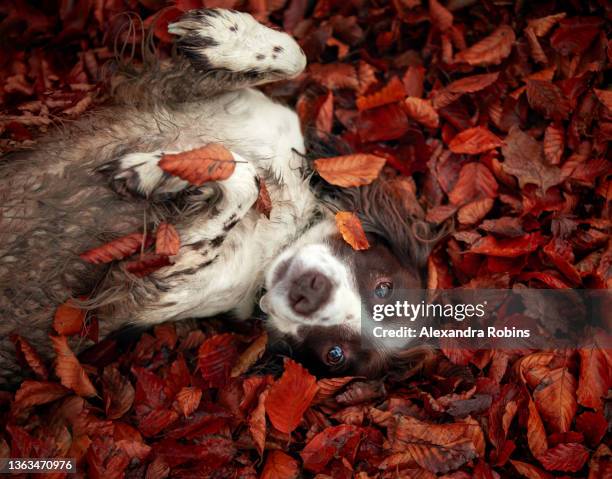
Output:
top-left (1, 0), bottom-right (611, 478)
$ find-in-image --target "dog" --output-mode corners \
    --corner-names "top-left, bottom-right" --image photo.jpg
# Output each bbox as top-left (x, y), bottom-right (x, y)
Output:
top-left (0, 8), bottom-right (432, 384)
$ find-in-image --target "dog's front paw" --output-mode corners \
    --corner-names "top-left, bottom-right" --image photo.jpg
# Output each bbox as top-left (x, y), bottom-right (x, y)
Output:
top-left (168, 9), bottom-right (306, 78)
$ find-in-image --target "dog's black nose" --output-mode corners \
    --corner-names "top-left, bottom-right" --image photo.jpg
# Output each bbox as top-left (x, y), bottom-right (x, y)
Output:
top-left (289, 271), bottom-right (331, 315)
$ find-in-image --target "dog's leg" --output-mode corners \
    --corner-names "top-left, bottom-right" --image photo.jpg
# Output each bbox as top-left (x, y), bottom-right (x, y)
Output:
top-left (169, 8), bottom-right (307, 89)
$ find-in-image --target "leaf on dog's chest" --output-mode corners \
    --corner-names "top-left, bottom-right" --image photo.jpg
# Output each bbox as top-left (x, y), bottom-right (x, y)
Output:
top-left (159, 143), bottom-right (236, 186)
top-left (315, 154), bottom-right (386, 187)
top-left (124, 254), bottom-right (172, 278)
top-left (50, 335), bottom-right (97, 397)
top-left (335, 211), bottom-right (370, 251)
top-left (79, 232), bottom-right (151, 264)
top-left (155, 222), bottom-right (180, 256)
top-left (265, 358), bottom-right (318, 434)
top-left (255, 178), bottom-right (272, 219)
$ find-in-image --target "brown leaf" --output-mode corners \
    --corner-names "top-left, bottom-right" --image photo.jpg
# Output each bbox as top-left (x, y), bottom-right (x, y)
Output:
top-left (155, 223), bottom-right (180, 256)
top-left (335, 211), bottom-right (370, 250)
top-left (593, 88), bottom-right (612, 110)
top-left (314, 154), bottom-right (386, 187)
top-left (501, 126), bottom-right (562, 194)
top-left (261, 450), bottom-right (299, 479)
top-left (54, 299), bottom-right (86, 336)
top-left (51, 335), bottom-right (97, 397)
top-left (80, 232), bottom-right (148, 264)
top-left (175, 386), bottom-right (202, 417)
top-left (231, 331), bottom-right (268, 377)
top-left (533, 367), bottom-right (577, 434)
top-left (404, 97), bottom-right (440, 128)
top-left (198, 333), bottom-right (238, 388)
top-left (301, 424), bottom-right (363, 472)
top-left (10, 334), bottom-right (48, 379)
top-left (309, 63), bottom-right (359, 90)
top-left (402, 65), bottom-right (425, 98)
top-left (511, 460), bottom-right (554, 479)
top-left (255, 178), bottom-right (272, 219)
top-left (159, 144), bottom-right (236, 186)
top-left (470, 232), bottom-right (546, 257)
top-left (102, 365), bottom-right (134, 419)
top-left (315, 90), bottom-right (334, 134)
top-left (265, 358), bottom-right (318, 434)
top-left (449, 126), bottom-right (503, 154)
top-left (356, 76), bottom-right (405, 111)
top-left (429, 0), bottom-right (453, 31)
top-left (455, 25), bottom-right (516, 66)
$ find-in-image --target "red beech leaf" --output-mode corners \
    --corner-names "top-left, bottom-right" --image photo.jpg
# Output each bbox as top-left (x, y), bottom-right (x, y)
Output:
top-left (230, 331), bottom-right (267, 378)
top-left (265, 358), bottom-right (318, 434)
top-left (198, 334), bottom-right (239, 388)
top-left (543, 123), bottom-right (564, 165)
top-left (403, 65), bottom-right (425, 98)
top-left (175, 386), bottom-right (202, 417)
top-left (10, 335), bottom-right (48, 379)
top-left (301, 424), bottom-right (363, 472)
top-left (455, 25), bottom-right (516, 66)
top-left (457, 198), bottom-right (494, 225)
top-left (575, 411), bottom-right (607, 447)
top-left (526, 80), bottom-right (571, 120)
top-left (315, 154), bottom-right (386, 187)
top-left (533, 367), bottom-right (577, 434)
top-left (139, 408), bottom-right (179, 437)
top-left (549, 17), bottom-right (602, 55)
top-left (335, 211), bottom-right (371, 251)
top-left (429, 0), bottom-right (453, 31)
top-left (80, 232), bottom-right (149, 264)
top-left (50, 335), bottom-right (97, 397)
top-left (103, 365), bottom-right (135, 419)
top-left (445, 72), bottom-right (500, 94)
top-left (403, 97), bottom-right (440, 128)
top-left (593, 88), bottom-right (612, 110)
top-left (155, 223), bottom-right (180, 256)
top-left (537, 442), bottom-right (589, 472)
top-left (313, 376), bottom-right (355, 403)
top-left (309, 63), bottom-right (359, 90)
top-left (356, 103), bottom-right (409, 142)
top-left (511, 460), bottom-right (554, 479)
top-left (448, 126), bottom-right (503, 154)
top-left (576, 344), bottom-right (610, 409)
top-left (248, 387), bottom-right (268, 456)
top-left (54, 298), bottom-right (86, 336)
top-left (261, 450), bottom-right (299, 479)
top-left (315, 90), bottom-right (334, 133)
top-left (356, 76), bottom-right (405, 111)
top-left (13, 380), bottom-right (69, 410)
top-left (159, 144), bottom-right (236, 186)
top-left (527, 13), bottom-right (567, 37)
top-left (527, 399), bottom-right (548, 457)
top-left (124, 254), bottom-right (171, 277)
top-left (255, 177), bottom-right (272, 219)
top-left (448, 162), bottom-right (498, 205)
top-left (470, 232), bottom-right (546, 257)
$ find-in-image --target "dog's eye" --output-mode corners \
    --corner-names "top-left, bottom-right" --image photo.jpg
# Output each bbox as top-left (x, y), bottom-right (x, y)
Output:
top-left (326, 345), bottom-right (345, 365)
top-left (374, 281), bottom-right (393, 298)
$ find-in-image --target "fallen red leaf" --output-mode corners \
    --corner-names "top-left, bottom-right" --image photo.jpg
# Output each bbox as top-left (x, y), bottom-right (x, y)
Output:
top-left (50, 335), bottom-right (96, 397)
top-left (80, 232), bottom-right (149, 264)
top-left (403, 97), bottom-right (440, 128)
top-left (53, 298), bottom-right (86, 336)
top-left (198, 333), bottom-right (238, 388)
top-left (455, 25), bottom-right (516, 66)
top-left (314, 154), bottom-right (386, 187)
top-left (356, 76), bottom-right (405, 111)
top-left (448, 126), bottom-right (503, 154)
top-left (155, 223), bottom-right (180, 256)
top-left (265, 358), bottom-right (318, 434)
top-left (537, 442), bottom-right (590, 472)
top-left (261, 450), bottom-right (299, 479)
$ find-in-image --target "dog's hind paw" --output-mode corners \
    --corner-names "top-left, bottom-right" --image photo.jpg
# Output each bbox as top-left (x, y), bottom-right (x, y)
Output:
top-left (168, 9), bottom-right (306, 79)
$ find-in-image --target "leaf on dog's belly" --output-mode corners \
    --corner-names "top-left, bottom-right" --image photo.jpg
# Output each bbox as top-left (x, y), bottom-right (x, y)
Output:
top-left (314, 153), bottom-right (386, 187)
top-left (79, 232), bottom-right (151, 264)
top-left (265, 358), bottom-right (318, 434)
top-left (159, 143), bottom-right (236, 186)
top-left (155, 222), bottom-right (180, 256)
top-left (335, 211), bottom-right (370, 251)
top-left (254, 178), bottom-right (272, 219)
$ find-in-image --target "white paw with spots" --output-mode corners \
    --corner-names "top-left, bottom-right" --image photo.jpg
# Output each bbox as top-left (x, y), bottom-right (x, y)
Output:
top-left (168, 9), bottom-right (306, 77)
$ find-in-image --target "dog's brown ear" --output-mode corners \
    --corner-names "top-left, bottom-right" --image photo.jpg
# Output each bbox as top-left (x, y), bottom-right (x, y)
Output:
top-left (386, 345), bottom-right (438, 382)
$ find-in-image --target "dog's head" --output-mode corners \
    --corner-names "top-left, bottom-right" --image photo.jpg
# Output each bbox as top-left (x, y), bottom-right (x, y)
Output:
top-left (260, 180), bottom-right (434, 377)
